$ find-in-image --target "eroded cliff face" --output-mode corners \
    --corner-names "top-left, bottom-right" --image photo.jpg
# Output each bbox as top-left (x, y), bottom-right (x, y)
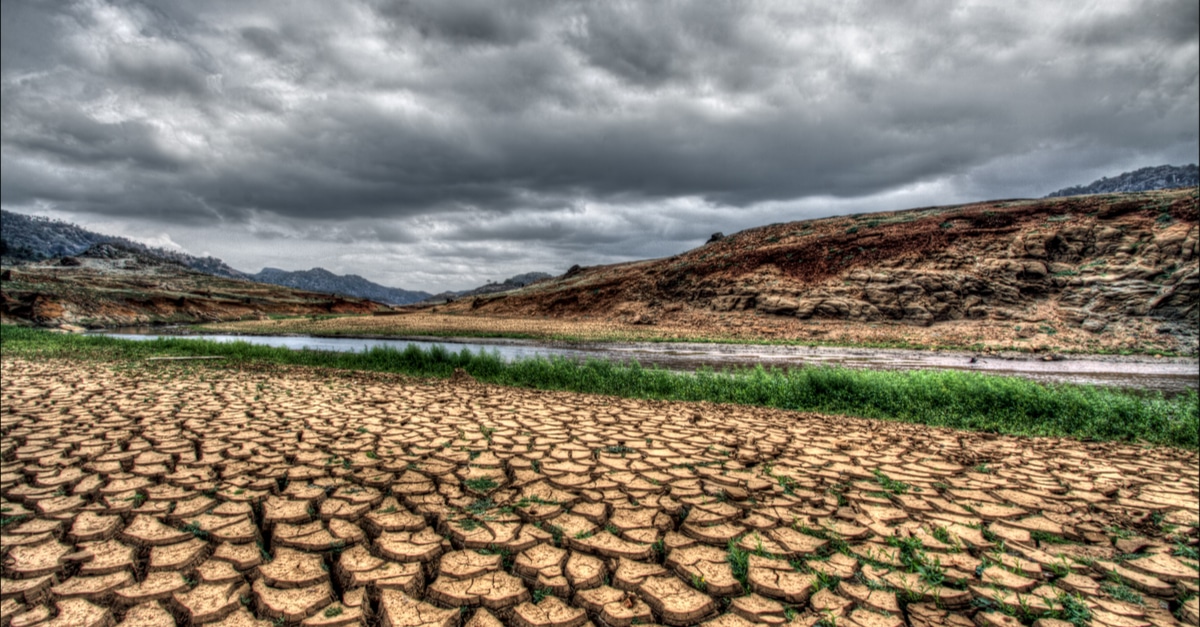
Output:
top-left (1, 254), bottom-right (379, 328)
top-left (445, 188), bottom-right (1199, 353)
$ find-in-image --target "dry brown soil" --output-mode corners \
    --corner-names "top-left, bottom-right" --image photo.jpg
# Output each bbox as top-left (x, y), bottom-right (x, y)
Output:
top-left (2, 358), bottom-right (1198, 627)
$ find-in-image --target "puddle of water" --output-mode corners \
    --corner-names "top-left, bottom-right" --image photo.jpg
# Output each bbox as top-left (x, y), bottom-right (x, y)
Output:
top-left (94, 329), bottom-right (1198, 395)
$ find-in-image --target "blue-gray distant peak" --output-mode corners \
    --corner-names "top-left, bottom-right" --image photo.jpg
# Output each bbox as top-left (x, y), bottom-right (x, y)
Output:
top-left (250, 267), bottom-right (431, 305)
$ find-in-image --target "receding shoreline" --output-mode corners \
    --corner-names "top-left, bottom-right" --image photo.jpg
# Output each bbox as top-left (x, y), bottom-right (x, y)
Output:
top-left (5, 324), bottom-right (1197, 449)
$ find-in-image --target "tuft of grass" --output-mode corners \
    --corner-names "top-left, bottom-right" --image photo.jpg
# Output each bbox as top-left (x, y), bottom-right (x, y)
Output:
top-left (727, 539), bottom-right (750, 592)
top-left (1031, 530), bottom-right (1070, 545)
top-left (3, 325), bottom-right (1196, 448)
top-left (885, 535), bottom-right (944, 587)
top-left (1102, 579), bottom-right (1143, 605)
top-left (872, 470), bottom-right (909, 495)
top-left (323, 606), bottom-right (343, 618)
top-left (465, 498), bottom-right (494, 515)
top-left (0, 515), bottom-right (28, 529)
top-left (181, 521), bottom-right (209, 540)
top-left (1052, 593), bottom-right (1092, 627)
top-left (463, 478), bottom-right (498, 492)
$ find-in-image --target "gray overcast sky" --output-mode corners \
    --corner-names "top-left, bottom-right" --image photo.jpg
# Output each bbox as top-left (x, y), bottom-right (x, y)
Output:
top-left (2, 0), bottom-right (1197, 291)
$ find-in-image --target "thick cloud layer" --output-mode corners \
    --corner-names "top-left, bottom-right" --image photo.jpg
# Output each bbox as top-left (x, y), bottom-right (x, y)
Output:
top-left (2, 0), bottom-right (1197, 291)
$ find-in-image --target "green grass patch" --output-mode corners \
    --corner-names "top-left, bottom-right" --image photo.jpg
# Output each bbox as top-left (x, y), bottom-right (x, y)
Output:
top-left (2, 325), bottom-right (1197, 448)
top-left (462, 478), bottom-right (498, 493)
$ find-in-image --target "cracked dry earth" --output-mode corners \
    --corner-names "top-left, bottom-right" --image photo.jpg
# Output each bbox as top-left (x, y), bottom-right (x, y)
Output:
top-left (2, 359), bottom-right (1198, 627)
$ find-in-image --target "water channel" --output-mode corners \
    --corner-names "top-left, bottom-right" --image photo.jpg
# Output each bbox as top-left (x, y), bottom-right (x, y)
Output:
top-left (95, 330), bottom-right (1199, 395)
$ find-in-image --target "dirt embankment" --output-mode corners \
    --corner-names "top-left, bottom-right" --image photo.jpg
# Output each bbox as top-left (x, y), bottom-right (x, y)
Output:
top-left (1, 252), bottom-right (379, 329)
top-left (435, 189), bottom-right (1199, 354)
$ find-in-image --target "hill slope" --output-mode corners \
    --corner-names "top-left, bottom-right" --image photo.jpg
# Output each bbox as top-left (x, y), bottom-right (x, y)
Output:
top-left (420, 271), bottom-right (552, 303)
top-left (1, 244), bottom-right (380, 328)
top-left (251, 267), bottom-right (430, 305)
top-left (439, 188), bottom-right (1199, 354)
top-left (1, 210), bottom-right (247, 279)
top-left (1046, 164), bottom-right (1198, 198)
top-left (1, 209), bottom-right (432, 304)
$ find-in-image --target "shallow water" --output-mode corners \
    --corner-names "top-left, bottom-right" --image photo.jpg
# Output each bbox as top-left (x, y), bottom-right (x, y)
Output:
top-left (96, 329), bottom-right (1198, 395)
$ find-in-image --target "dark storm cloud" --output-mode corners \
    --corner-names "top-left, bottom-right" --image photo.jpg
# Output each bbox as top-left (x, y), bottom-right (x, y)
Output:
top-left (2, 0), bottom-right (1197, 290)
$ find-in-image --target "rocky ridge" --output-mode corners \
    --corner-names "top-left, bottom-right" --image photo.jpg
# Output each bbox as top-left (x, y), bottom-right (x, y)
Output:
top-left (0, 248), bottom-right (381, 328)
top-left (422, 273), bottom-right (554, 305)
top-left (440, 189), bottom-right (1199, 354)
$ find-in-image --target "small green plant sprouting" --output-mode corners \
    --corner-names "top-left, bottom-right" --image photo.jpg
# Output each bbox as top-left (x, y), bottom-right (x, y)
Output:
top-left (1101, 580), bottom-right (1143, 605)
top-left (814, 571), bottom-right (840, 592)
top-left (1030, 530), bottom-right (1070, 545)
top-left (324, 606), bottom-right (343, 618)
top-left (0, 515), bottom-right (27, 529)
top-left (690, 573), bottom-right (707, 592)
top-left (463, 477), bottom-right (499, 492)
top-left (181, 521), bottom-right (209, 539)
top-left (727, 540), bottom-right (750, 592)
top-left (1053, 593), bottom-right (1092, 627)
top-left (1173, 542), bottom-right (1199, 562)
top-left (545, 524), bottom-right (564, 546)
top-left (872, 469), bottom-right (909, 495)
top-left (532, 588), bottom-right (550, 603)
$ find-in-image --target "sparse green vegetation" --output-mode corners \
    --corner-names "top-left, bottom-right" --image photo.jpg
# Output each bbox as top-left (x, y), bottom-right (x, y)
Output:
top-left (727, 539), bottom-right (750, 592)
top-left (3, 325), bottom-right (1197, 448)
top-left (463, 478), bottom-right (498, 493)
top-left (872, 469), bottom-right (910, 495)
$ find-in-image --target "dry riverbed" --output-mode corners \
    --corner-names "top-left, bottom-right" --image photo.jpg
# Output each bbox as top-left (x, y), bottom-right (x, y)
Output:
top-left (1, 358), bottom-right (1198, 627)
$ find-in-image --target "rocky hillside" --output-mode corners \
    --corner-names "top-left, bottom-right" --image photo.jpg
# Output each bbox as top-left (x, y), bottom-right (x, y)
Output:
top-left (1, 246), bottom-right (380, 328)
top-left (421, 271), bottom-right (553, 303)
top-left (1047, 164), bottom-right (1198, 198)
top-left (251, 267), bottom-right (430, 305)
top-left (1, 209), bottom-right (247, 279)
top-left (441, 188), bottom-right (1199, 354)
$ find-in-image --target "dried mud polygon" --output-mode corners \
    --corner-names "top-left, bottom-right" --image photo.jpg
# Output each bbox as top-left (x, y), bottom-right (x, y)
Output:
top-left (1, 358), bottom-right (1198, 627)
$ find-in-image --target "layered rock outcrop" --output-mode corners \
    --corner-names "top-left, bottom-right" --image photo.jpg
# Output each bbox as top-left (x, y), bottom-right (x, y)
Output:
top-left (444, 188), bottom-right (1199, 353)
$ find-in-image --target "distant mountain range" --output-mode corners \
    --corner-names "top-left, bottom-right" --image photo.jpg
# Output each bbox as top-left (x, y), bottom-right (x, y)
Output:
top-left (1, 209), bottom-right (247, 279)
top-left (0, 209), bottom-right (431, 305)
top-left (1046, 164), bottom-right (1198, 198)
top-left (250, 267), bottom-right (430, 306)
top-left (421, 271), bottom-right (553, 304)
